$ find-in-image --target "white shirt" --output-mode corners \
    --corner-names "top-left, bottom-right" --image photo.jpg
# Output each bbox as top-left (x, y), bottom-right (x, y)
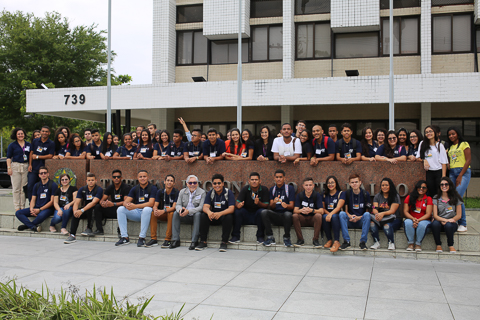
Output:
top-left (416, 141), bottom-right (448, 171)
top-left (271, 137), bottom-right (302, 156)
top-left (186, 189), bottom-right (197, 211)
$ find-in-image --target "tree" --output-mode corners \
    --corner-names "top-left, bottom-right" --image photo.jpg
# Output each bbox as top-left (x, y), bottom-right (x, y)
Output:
top-left (0, 10), bottom-right (130, 131)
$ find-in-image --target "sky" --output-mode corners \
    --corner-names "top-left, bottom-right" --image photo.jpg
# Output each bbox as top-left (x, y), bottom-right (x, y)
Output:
top-left (2, 0), bottom-right (153, 85)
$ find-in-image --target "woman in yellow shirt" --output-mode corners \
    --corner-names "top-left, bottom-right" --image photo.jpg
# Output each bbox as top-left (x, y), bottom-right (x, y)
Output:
top-left (447, 127), bottom-right (471, 232)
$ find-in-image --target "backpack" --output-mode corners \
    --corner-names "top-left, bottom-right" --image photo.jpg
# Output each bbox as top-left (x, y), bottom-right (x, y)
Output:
top-left (345, 188), bottom-right (371, 213)
top-left (337, 138), bottom-right (357, 155)
top-left (312, 136), bottom-right (329, 154)
top-left (210, 188), bottom-right (229, 209)
top-left (272, 184), bottom-right (290, 199)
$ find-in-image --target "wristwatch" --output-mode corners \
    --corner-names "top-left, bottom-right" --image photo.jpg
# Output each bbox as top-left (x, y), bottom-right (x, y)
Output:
top-left (81, 208), bottom-right (84, 213)
top-left (36, 155), bottom-right (38, 159)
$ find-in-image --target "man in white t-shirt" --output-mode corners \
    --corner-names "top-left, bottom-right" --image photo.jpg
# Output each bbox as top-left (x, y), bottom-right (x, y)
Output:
top-left (271, 123), bottom-right (302, 163)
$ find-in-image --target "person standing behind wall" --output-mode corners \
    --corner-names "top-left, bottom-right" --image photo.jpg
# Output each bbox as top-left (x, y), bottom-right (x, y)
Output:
top-left (28, 126), bottom-right (55, 201)
top-left (7, 128), bottom-right (31, 210)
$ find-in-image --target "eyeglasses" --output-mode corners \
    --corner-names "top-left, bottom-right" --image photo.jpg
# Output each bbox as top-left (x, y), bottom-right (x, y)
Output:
top-left (61, 178), bottom-right (70, 181)
top-left (410, 136), bottom-right (418, 139)
top-left (388, 137), bottom-right (397, 141)
top-left (39, 172), bottom-right (48, 175)
top-left (187, 181), bottom-right (197, 185)
top-left (327, 182), bottom-right (335, 185)
top-left (440, 183), bottom-right (449, 187)
top-left (112, 176), bottom-right (121, 179)
top-left (425, 130), bottom-right (434, 134)
top-left (417, 186), bottom-right (427, 190)
top-left (212, 182), bottom-right (222, 186)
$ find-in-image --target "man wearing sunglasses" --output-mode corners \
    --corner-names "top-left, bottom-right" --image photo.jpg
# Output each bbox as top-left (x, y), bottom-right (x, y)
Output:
top-left (16, 166), bottom-right (57, 232)
top-left (171, 175), bottom-right (206, 250)
top-left (27, 126), bottom-right (55, 201)
top-left (93, 170), bottom-right (131, 237)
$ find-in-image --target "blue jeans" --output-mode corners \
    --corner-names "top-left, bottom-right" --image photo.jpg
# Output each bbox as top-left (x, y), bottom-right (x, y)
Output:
top-left (322, 212), bottom-right (341, 242)
top-left (339, 211), bottom-right (370, 243)
top-left (15, 207), bottom-right (54, 230)
top-left (449, 167), bottom-right (471, 227)
top-left (117, 206), bottom-right (152, 238)
top-left (370, 218), bottom-right (402, 244)
top-left (50, 206), bottom-right (73, 229)
top-left (404, 219), bottom-right (431, 246)
top-left (27, 171), bottom-right (39, 201)
top-left (232, 207), bottom-right (264, 239)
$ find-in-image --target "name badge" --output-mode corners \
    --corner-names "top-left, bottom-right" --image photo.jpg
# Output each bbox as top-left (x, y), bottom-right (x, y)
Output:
top-left (164, 205), bottom-right (171, 210)
top-left (373, 147), bottom-right (377, 152)
top-left (86, 195), bottom-right (93, 200)
top-left (96, 150), bottom-right (99, 155)
top-left (127, 155), bottom-right (132, 159)
top-left (345, 153), bottom-right (352, 159)
top-left (171, 152), bottom-right (175, 156)
top-left (105, 151), bottom-right (112, 157)
top-left (210, 152), bottom-right (216, 157)
top-left (115, 194), bottom-right (121, 200)
top-left (40, 193), bottom-right (47, 199)
top-left (241, 150), bottom-right (247, 157)
top-left (195, 195), bottom-right (201, 200)
top-left (25, 146), bottom-right (30, 152)
top-left (414, 207), bottom-right (421, 213)
top-left (284, 151), bottom-right (291, 156)
top-left (214, 202), bottom-right (222, 209)
top-left (301, 201), bottom-right (309, 207)
top-left (140, 148), bottom-right (147, 153)
top-left (328, 204), bottom-right (334, 210)
top-left (60, 195), bottom-right (67, 201)
top-left (161, 151), bottom-right (166, 156)
top-left (446, 206), bottom-right (453, 213)
top-left (36, 146), bottom-right (43, 153)
top-left (139, 197), bottom-right (145, 202)
top-left (316, 149), bottom-right (323, 154)
top-left (23, 154), bottom-right (28, 161)
top-left (353, 204), bottom-right (359, 210)
top-left (192, 151), bottom-right (199, 156)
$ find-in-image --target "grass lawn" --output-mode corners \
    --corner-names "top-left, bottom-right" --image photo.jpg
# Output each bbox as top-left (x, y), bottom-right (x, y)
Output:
top-left (465, 197), bottom-right (480, 209)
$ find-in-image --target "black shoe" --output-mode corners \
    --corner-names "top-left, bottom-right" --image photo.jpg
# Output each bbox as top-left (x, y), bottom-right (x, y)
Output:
top-left (189, 241), bottom-right (199, 250)
top-left (17, 225), bottom-right (29, 231)
top-left (339, 241), bottom-right (351, 250)
top-left (219, 242), bottom-right (227, 252)
top-left (293, 239), bottom-right (304, 247)
top-left (195, 241), bottom-right (207, 251)
top-left (115, 237), bottom-right (130, 246)
top-left (81, 228), bottom-right (94, 237)
top-left (359, 241), bottom-right (367, 250)
top-left (169, 240), bottom-right (181, 249)
top-left (31, 225), bottom-right (40, 232)
top-left (117, 227), bottom-right (121, 239)
top-left (161, 240), bottom-right (171, 248)
top-left (312, 239), bottom-right (322, 248)
top-left (93, 230), bottom-right (104, 236)
top-left (146, 239), bottom-right (158, 247)
top-left (137, 237), bottom-right (146, 247)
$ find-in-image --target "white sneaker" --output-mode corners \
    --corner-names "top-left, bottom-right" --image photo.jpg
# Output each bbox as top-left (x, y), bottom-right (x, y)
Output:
top-left (370, 241), bottom-right (380, 250)
top-left (457, 225), bottom-right (467, 232)
top-left (388, 241), bottom-right (395, 250)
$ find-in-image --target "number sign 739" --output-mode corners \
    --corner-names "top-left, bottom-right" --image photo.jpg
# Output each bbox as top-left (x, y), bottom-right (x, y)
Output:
top-left (64, 94), bottom-right (85, 105)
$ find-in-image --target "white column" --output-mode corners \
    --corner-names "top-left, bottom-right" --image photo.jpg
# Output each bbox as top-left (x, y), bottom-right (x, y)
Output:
top-left (152, 0), bottom-right (176, 84)
top-left (281, 105), bottom-right (293, 125)
top-left (283, 0), bottom-right (295, 79)
top-left (421, 0), bottom-right (432, 74)
top-left (151, 108), bottom-right (175, 133)
top-left (420, 103), bottom-right (431, 130)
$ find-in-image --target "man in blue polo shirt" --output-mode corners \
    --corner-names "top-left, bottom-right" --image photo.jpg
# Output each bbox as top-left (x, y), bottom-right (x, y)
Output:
top-left (261, 169), bottom-right (296, 247)
top-left (196, 173), bottom-right (235, 252)
top-left (16, 166), bottom-right (57, 232)
top-left (310, 125), bottom-right (336, 166)
top-left (87, 129), bottom-right (102, 160)
top-left (203, 128), bottom-right (226, 164)
top-left (164, 129), bottom-right (186, 161)
top-left (28, 126), bottom-right (55, 201)
top-left (184, 129), bottom-right (204, 163)
top-left (116, 170), bottom-right (157, 247)
top-left (339, 173), bottom-right (371, 250)
top-left (335, 123), bottom-right (362, 165)
top-left (64, 173), bottom-right (103, 243)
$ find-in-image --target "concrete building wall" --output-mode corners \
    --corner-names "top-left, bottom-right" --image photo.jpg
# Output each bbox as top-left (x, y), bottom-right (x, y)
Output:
top-left (203, 0), bottom-right (250, 40)
top-left (432, 54), bottom-right (477, 74)
top-left (331, 0), bottom-right (380, 32)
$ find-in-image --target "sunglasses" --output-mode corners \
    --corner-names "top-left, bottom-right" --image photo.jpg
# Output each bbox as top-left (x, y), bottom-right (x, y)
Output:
top-left (388, 137), bottom-right (397, 141)
top-left (112, 176), bottom-right (122, 179)
top-left (61, 178), bottom-right (70, 181)
top-left (187, 181), bottom-right (197, 185)
top-left (212, 182), bottom-right (222, 186)
top-left (440, 183), bottom-right (449, 187)
top-left (39, 172), bottom-right (48, 175)
top-left (417, 186), bottom-right (427, 190)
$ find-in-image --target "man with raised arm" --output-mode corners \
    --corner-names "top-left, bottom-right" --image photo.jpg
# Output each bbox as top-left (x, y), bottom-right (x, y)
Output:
top-left (271, 123), bottom-right (302, 163)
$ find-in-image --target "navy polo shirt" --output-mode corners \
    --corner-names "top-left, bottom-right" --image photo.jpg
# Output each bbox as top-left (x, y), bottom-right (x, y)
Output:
top-left (313, 137), bottom-right (335, 158)
top-left (165, 142), bottom-right (186, 157)
top-left (408, 145), bottom-right (419, 157)
top-left (375, 144), bottom-right (407, 158)
top-left (128, 183), bottom-right (158, 205)
top-left (136, 143), bottom-right (154, 158)
top-left (76, 185), bottom-right (104, 205)
top-left (185, 141), bottom-right (203, 157)
top-left (56, 144), bottom-right (68, 156)
top-left (32, 179), bottom-right (58, 208)
top-left (269, 184), bottom-right (296, 213)
top-left (295, 191), bottom-right (323, 216)
top-left (204, 189), bottom-right (235, 212)
top-left (323, 191), bottom-right (346, 212)
top-left (101, 145), bottom-right (117, 157)
top-left (155, 188), bottom-right (179, 209)
top-left (104, 183), bottom-right (131, 203)
top-left (7, 141), bottom-right (31, 163)
top-left (68, 146), bottom-right (88, 157)
top-left (89, 142), bottom-right (103, 159)
top-left (335, 138), bottom-right (362, 159)
top-left (31, 138), bottom-right (55, 172)
top-left (202, 138), bottom-right (226, 158)
top-left (116, 145), bottom-right (136, 159)
top-left (346, 190), bottom-right (370, 216)
top-left (363, 141), bottom-right (379, 157)
top-left (301, 142), bottom-right (313, 158)
top-left (154, 143), bottom-right (169, 156)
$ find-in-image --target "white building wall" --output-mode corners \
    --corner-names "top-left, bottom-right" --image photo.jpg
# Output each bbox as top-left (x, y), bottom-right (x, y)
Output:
top-left (331, 0), bottom-right (380, 32)
top-left (283, 0), bottom-right (294, 79)
top-left (421, 0), bottom-right (432, 74)
top-left (203, 0), bottom-right (250, 40)
top-left (152, 0), bottom-right (176, 84)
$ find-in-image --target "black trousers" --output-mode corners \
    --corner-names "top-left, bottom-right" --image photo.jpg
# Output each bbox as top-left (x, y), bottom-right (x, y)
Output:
top-left (261, 209), bottom-right (293, 239)
top-left (426, 169), bottom-right (443, 198)
top-left (199, 212), bottom-right (233, 243)
top-left (94, 204), bottom-right (118, 231)
top-left (70, 209), bottom-right (93, 236)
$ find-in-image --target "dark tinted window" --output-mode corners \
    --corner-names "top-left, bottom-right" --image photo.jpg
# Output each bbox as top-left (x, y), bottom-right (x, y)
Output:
top-left (177, 5), bottom-right (203, 23)
top-left (432, 0), bottom-right (473, 5)
top-left (295, 0), bottom-right (330, 14)
top-left (251, 0), bottom-right (283, 18)
top-left (380, 0), bottom-right (420, 9)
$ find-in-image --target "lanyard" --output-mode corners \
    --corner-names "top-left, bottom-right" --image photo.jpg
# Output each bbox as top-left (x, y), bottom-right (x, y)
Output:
top-left (262, 144), bottom-right (267, 156)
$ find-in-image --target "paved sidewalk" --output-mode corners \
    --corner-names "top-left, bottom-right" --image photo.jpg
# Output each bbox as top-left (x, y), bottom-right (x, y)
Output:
top-left (0, 236), bottom-right (479, 319)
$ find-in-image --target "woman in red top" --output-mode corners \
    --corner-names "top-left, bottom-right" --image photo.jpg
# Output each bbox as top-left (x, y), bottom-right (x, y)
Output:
top-left (223, 128), bottom-right (253, 160)
top-left (403, 180), bottom-right (433, 252)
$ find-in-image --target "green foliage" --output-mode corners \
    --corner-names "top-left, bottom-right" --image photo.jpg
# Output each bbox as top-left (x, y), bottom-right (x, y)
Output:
top-left (465, 197), bottom-right (480, 209)
top-left (0, 279), bottom-right (186, 320)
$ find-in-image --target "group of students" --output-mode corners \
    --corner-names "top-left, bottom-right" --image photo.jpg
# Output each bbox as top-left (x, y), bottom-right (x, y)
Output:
top-left (14, 166), bottom-right (464, 253)
top-left (6, 119), bottom-right (471, 233)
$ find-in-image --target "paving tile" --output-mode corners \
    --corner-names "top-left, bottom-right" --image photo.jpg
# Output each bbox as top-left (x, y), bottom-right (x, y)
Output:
top-left (0, 267), bottom-right (40, 280)
top-left (436, 271), bottom-right (480, 289)
top-left (432, 260), bottom-right (480, 274)
top-left (273, 312), bottom-right (352, 320)
top-left (185, 305), bottom-right (275, 320)
top-left (188, 256), bottom-right (258, 272)
top-left (136, 300), bottom-right (197, 319)
top-left (245, 258), bottom-right (315, 276)
top-left (442, 286), bottom-right (480, 306)
top-left (77, 275), bottom-right (156, 298)
top-left (280, 292), bottom-right (366, 318)
top-left (369, 280), bottom-right (446, 303)
top-left (226, 272), bottom-right (303, 291)
top-left (374, 257), bottom-right (434, 271)
top-left (295, 276), bottom-right (370, 297)
top-left (365, 297), bottom-right (453, 320)
top-left (135, 281), bottom-right (221, 304)
top-left (15, 271), bottom-right (97, 293)
top-left (106, 265), bottom-right (180, 281)
top-left (371, 268), bottom-right (439, 285)
top-left (163, 267), bottom-right (239, 286)
top-left (449, 304), bottom-right (480, 320)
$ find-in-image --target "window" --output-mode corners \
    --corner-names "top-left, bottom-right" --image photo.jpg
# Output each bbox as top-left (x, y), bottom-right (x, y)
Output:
top-left (382, 17), bottom-right (419, 55)
top-left (380, 0), bottom-right (420, 9)
top-left (295, 0), bottom-right (330, 15)
top-left (433, 14), bottom-right (472, 53)
top-left (177, 31), bottom-right (208, 65)
top-left (432, 0), bottom-right (473, 5)
top-left (251, 25), bottom-right (283, 61)
top-left (477, 28), bottom-right (480, 52)
top-left (296, 23), bottom-right (331, 59)
top-left (177, 5), bottom-right (203, 23)
top-left (211, 40), bottom-right (248, 64)
top-left (251, 0), bottom-right (283, 18)
top-left (335, 33), bottom-right (379, 58)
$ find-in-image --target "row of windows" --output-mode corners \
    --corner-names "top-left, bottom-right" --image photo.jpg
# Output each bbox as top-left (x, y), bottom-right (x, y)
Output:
top-left (177, 14), bottom-right (479, 65)
top-left (176, 0), bottom-right (474, 23)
